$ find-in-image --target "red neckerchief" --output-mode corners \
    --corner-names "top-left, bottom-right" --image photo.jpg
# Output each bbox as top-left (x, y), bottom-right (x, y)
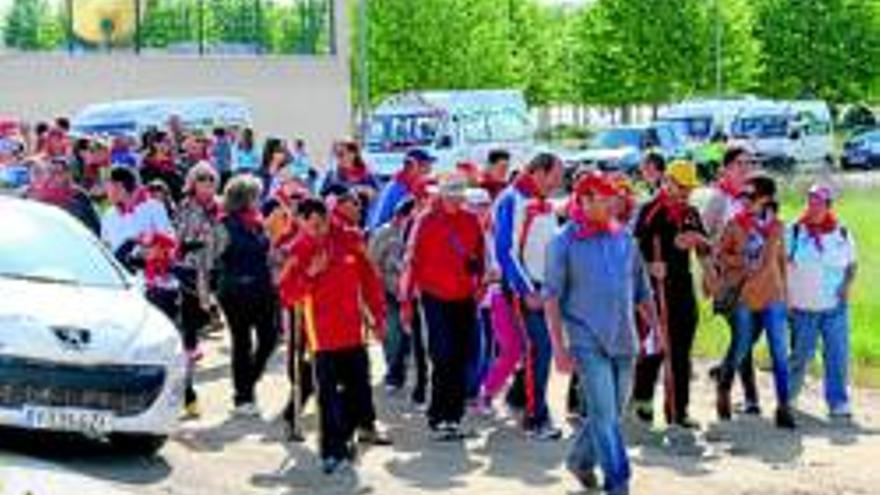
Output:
top-left (479, 174), bottom-right (507, 200)
top-left (655, 190), bottom-right (689, 228)
top-left (116, 188), bottom-right (149, 215)
top-left (734, 210), bottom-right (779, 238)
top-left (141, 232), bottom-right (177, 285)
top-left (514, 173), bottom-right (542, 199)
top-left (394, 170), bottom-right (422, 195)
top-left (237, 206), bottom-right (264, 232)
top-left (570, 202), bottom-right (622, 239)
top-left (717, 176), bottom-right (741, 199)
top-left (798, 210), bottom-right (838, 252)
top-left (195, 194), bottom-right (221, 220)
top-left (340, 164), bottom-right (369, 184)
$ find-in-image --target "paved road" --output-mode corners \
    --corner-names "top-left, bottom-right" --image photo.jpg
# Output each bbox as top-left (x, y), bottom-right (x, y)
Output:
top-left (4, 329), bottom-right (880, 495)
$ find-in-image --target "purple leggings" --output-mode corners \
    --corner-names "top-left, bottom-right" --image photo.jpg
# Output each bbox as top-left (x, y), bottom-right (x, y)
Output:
top-left (481, 287), bottom-right (525, 400)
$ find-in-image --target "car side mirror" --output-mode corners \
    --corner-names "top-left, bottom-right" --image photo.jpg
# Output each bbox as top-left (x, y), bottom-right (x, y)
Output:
top-left (789, 129), bottom-right (802, 140)
top-left (437, 135), bottom-right (453, 149)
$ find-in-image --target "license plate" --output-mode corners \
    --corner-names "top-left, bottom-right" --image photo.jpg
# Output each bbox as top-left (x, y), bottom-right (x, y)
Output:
top-left (24, 406), bottom-right (112, 435)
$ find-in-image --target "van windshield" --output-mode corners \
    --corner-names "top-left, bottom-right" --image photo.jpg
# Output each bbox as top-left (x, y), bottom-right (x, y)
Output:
top-left (731, 115), bottom-right (789, 139)
top-left (367, 114), bottom-right (441, 151)
top-left (659, 117), bottom-right (713, 141)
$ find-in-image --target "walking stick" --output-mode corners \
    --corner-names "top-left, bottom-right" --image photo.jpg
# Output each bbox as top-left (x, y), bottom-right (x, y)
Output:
top-left (287, 307), bottom-right (305, 442)
top-left (653, 236), bottom-right (678, 426)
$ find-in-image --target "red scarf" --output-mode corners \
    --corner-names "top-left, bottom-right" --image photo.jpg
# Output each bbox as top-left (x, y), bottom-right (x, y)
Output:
top-left (514, 173), bottom-right (543, 199)
top-left (340, 163), bottom-right (369, 184)
top-left (116, 188), bottom-right (149, 215)
top-left (395, 170), bottom-right (426, 198)
top-left (734, 209), bottom-right (780, 238)
top-left (195, 194), bottom-right (221, 221)
top-left (717, 176), bottom-right (741, 199)
top-left (237, 206), bottom-right (264, 232)
top-left (798, 210), bottom-right (838, 252)
top-left (656, 190), bottom-right (689, 228)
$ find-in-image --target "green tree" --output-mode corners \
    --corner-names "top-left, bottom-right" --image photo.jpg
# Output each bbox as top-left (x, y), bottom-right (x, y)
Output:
top-left (3, 0), bottom-right (63, 50)
top-left (754, 0), bottom-right (880, 103)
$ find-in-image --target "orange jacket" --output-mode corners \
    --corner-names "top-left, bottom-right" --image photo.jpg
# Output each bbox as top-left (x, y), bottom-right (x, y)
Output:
top-left (279, 226), bottom-right (386, 353)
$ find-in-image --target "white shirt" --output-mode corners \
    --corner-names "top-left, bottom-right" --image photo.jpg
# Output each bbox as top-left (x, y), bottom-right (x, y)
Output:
top-left (787, 224), bottom-right (856, 312)
top-left (101, 199), bottom-right (173, 253)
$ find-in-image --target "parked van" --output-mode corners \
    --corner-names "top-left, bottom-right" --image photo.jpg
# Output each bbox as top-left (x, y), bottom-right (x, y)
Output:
top-left (72, 97), bottom-right (252, 137)
top-left (729, 100), bottom-right (834, 171)
top-left (657, 96), bottom-right (767, 143)
top-left (363, 90), bottom-right (535, 176)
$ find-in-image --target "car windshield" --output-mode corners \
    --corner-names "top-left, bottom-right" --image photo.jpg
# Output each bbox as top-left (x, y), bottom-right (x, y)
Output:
top-left (659, 117), bottom-right (713, 141)
top-left (731, 114), bottom-right (789, 138)
top-left (0, 203), bottom-right (128, 289)
top-left (367, 114), bottom-right (441, 151)
top-left (591, 128), bottom-right (643, 149)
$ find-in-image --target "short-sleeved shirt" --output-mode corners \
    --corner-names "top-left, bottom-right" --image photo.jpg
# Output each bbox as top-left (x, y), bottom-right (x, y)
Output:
top-left (787, 223), bottom-right (856, 312)
top-left (544, 223), bottom-right (652, 357)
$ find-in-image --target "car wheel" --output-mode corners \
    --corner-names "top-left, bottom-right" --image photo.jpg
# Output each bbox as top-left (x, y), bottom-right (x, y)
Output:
top-left (111, 433), bottom-right (168, 456)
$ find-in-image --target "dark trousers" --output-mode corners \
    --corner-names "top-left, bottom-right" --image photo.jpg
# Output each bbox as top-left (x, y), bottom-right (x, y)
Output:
top-left (315, 347), bottom-right (373, 460)
top-left (632, 292), bottom-right (699, 420)
top-left (421, 293), bottom-right (477, 427)
top-left (149, 286), bottom-right (198, 406)
top-left (180, 289), bottom-right (208, 352)
top-left (384, 294), bottom-right (428, 401)
top-left (219, 292), bottom-right (279, 406)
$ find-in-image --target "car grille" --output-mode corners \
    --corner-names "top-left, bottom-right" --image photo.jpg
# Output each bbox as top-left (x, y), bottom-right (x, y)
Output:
top-left (0, 356), bottom-right (166, 417)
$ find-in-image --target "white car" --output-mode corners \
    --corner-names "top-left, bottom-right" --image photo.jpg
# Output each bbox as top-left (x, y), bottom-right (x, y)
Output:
top-left (0, 197), bottom-right (185, 455)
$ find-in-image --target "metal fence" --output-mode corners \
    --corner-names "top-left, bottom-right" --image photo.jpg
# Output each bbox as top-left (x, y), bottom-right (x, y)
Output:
top-left (0, 0), bottom-right (335, 55)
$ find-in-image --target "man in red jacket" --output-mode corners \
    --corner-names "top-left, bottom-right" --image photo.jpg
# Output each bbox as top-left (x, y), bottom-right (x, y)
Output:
top-left (279, 198), bottom-right (387, 474)
top-left (401, 174), bottom-right (485, 440)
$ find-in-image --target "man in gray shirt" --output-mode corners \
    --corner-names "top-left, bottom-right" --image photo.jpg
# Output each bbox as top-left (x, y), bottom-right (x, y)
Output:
top-left (545, 172), bottom-right (656, 495)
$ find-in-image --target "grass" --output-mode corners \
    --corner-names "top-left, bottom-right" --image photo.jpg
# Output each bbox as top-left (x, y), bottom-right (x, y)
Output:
top-left (691, 183), bottom-right (880, 387)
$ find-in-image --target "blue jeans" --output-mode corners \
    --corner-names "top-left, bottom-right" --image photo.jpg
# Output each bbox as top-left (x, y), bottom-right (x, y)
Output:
top-left (789, 305), bottom-right (850, 413)
top-left (567, 343), bottom-right (634, 494)
top-left (725, 302), bottom-right (790, 406)
top-left (523, 306), bottom-right (553, 428)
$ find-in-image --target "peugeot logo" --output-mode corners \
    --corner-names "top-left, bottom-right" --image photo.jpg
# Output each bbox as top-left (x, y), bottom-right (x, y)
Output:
top-left (52, 326), bottom-right (92, 352)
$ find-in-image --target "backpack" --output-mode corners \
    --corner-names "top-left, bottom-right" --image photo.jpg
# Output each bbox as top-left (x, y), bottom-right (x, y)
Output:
top-left (788, 223), bottom-right (849, 262)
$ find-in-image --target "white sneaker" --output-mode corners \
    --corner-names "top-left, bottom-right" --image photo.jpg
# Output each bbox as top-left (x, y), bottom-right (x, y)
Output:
top-left (233, 402), bottom-right (261, 418)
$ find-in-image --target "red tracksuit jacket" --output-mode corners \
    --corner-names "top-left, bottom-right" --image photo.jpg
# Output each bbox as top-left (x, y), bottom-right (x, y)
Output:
top-left (279, 226), bottom-right (386, 353)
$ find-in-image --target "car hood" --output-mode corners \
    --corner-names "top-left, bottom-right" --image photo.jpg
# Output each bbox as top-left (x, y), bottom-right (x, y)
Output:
top-left (0, 279), bottom-right (172, 364)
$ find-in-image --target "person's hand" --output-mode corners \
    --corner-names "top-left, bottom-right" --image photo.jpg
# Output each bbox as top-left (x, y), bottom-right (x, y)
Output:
top-left (400, 299), bottom-right (414, 331)
top-left (524, 292), bottom-right (544, 311)
top-left (649, 262), bottom-right (667, 280)
top-left (554, 348), bottom-right (574, 374)
top-left (305, 250), bottom-right (329, 278)
top-left (675, 232), bottom-right (709, 251)
top-left (838, 285), bottom-right (852, 303)
top-left (373, 318), bottom-right (387, 342)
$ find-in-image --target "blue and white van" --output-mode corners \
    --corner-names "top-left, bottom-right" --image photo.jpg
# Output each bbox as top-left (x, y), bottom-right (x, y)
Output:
top-left (363, 90), bottom-right (535, 176)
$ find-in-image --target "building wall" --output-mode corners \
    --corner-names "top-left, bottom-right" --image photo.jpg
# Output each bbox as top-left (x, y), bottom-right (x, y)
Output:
top-left (0, 0), bottom-right (351, 163)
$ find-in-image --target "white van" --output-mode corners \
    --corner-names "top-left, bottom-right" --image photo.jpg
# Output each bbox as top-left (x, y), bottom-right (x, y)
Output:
top-left (657, 96), bottom-right (771, 143)
top-left (363, 90), bottom-right (535, 176)
top-left (729, 100), bottom-right (834, 171)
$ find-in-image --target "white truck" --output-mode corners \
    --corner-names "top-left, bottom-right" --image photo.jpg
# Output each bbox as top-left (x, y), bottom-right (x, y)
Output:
top-left (363, 90), bottom-right (535, 176)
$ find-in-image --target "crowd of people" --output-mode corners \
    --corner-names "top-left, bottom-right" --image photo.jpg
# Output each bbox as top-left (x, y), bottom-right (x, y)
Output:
top-left (0, 117), bottom-right (859, 495)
